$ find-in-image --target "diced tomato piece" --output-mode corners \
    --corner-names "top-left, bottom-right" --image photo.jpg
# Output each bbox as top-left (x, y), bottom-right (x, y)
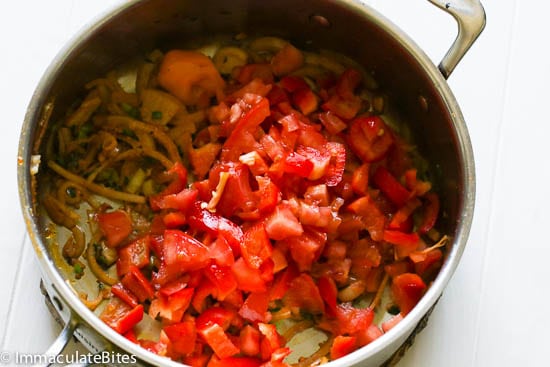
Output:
top-left (163, 211), bottom-right (188, 228)
top-left (204, 263), bottom-right (238, 301)
top-left (318, 276), bottom-right (338, 317)
top-left (241, 222), bottom-right (273, 269)
top-left (333, 303), bottom-right (374, 335)
top-left (255, 176), bottom-right (280, 215)
top-left (295, 145), bottom-right (330, 181)
top-left (239, 292), bottom-right (271, 323)
top-left (269, 264), bottom-right (299, 301)
top-left (198, 323), bottom-right (240, 359)
top-left (149, 287), bottom-right (194, 323)
top-left (258, 323), bottom-right (283, 360)
top-left (116, 235), bottom-right (151, 277)
top-left (111, 283), bottom-right (139, 308)
top-left (284, 152), bottom-right (314, 179)
top-left (189, 143), bottom-right (222, 179)
top-left (279, 75), bottom-right (309, 92)
top-left (347, 116), bottom-right (394, 162)
top-left (381, 313), bottom-right (403, 332)
top-left (271, 43), bottom-right (304, 76)
top-left (97, 210), bottom-right (132, 247)
top-left (239, 151), bottom-right (269, 176)
top-left (192, 278), bottom-right (217, 314)
top-left (196, 306), bottom-right (236, 331)
top-left (99, 297), bottom-right (143, 335)
top-left (153, 188), bottom-right (199, 213)
top-left (236, 64), bottom-right (274, 85)
top-left (266, 85), bottom-right (290, 106)
top-left (292, 88), bottom-right (318, 115)
top-left (384, 261), bottom-right (414, 278)
top-left (154, 229), bottom-right (210, 285)
top-left (209, 236), bottom-right (235, 267)
top-left (221, 96), bottom-right (270, 161)
top-left (355, 324), bottom-right (384, 347)
top-left (413, 249), bottom-right (443, 278)
top-left (318, 111), bottom-right (347, 134)
top-left (404, 168), bottom-right (432, 196)
top-left (209, 162), bottom-right (257, 217)
top-left (346, 195), bottom-right (386, 241)
top-left (391, 273), bottom-right (427, 315)
top-left (418, 193), bottom-right (440, 234)
top-left (324, 142), bottom-right (346, 187)
top-left (351, 163), bottom-right (370, 196)
top-left (388, 198), bottom-right (421, 231)
top-left (121, 265), bottom-right (155, 303)
top-left (164, 320), bottom-right (197, 356)
top-left (321, 94), bottom-right (362, 120)
top-left (336, 69), bottom-right (362, 99)
top-left (383, 230), bottom-right (421, 258)
top-left (183, 354), bottom-right (210, 367)
top-left (240, 325), bottom-right (261, 357)
top-left (330, 335), bottom-right (357, 360)
top-left (286, 228), bottom-right (327, 272)
top-left (231, 257), bottom-right (267, 293)
top-left (283, 273), bottom-right (324, 314)
top-left (265, 205), bottom-right (303, 240)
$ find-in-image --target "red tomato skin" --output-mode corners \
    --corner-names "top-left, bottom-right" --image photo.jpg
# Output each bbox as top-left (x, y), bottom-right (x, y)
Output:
top-left (239, 292), bottom-right (271, 323)
top-left (121, 265), bottom-right (155, 303)
top-left (99, 298), bottom-right (143, 335)
top-left (196, 306), bottom-right (236, 331)
top-left (198, 323), bottom-right (240, 359)
top-left (111, 283), bottom-right (139, 308)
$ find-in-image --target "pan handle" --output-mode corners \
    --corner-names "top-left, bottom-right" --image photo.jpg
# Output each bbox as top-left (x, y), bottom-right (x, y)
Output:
top-left (428, 0), bottom-right (486, 79)
top-left (31, 312), bottom-right (79, 367)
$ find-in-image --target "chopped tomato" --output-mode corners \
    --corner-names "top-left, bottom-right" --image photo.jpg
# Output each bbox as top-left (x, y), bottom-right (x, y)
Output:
top-left (232, 258), bottom-right (267, 293)
top-left (239, 292), bottom-right (271, 323)
top-left (391, 273), bottom-right (427, 315)
top-left (154, 229), bottom-right (210, 285)
top-left (283, 273), bottom-right (325, 314)
top-left (418, 192), bottom-right (440, 234)
top-left (207, 356), bottom-right (262, 367)
top-left (196, 306), bottom-right (236, 331)
top-left (347, 116), bottom-right (394, 162)
top-left (330, 335), bottom-right (357, 360)
top-left (241, 222), bottom-right (273, 269)
top-left (381, 313), bottom-right (403, 332)
top-left (111, 283), bottom-right (139, 308)
top-left (204, 263), bottom-right (238, 301)
top-left (116, 235), bottom-right (151, 277)
top-left (264, 204), bottom-right (304, 240)
top-left (240, 325), bottom-right (261, 357)
top-left (355, 324), bottom-right (384, 347)
top-left (97, 210), bottom-right (132, 247)
top-left (164, 320), bottom-right (197, 356)
top-left (190, 143), bottom-right (223, 179)
top-left (271, 43), bottom-right (304, 76)
top-left (318, 276), bottom-right (338, 317)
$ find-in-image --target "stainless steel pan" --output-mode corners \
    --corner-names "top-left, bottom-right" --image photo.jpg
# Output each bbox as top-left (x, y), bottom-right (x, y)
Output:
top-left (17, 0), bottom-right (484, 366)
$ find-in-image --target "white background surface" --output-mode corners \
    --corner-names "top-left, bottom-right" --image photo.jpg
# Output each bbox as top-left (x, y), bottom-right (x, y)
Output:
top-left (1, 0), bottom-right (548, 366)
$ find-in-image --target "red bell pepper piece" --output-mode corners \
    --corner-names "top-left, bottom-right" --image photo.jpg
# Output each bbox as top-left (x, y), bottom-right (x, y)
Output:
top-left (240, 325), bottom-right (261, 357)
top-left (372, 166), bottom-right (411, 208)
top-left (111, 283), bottom-right (139, 308)
top-left (318, 276), bottom-right (338, 317)
top-left (231, 258), bottom-right (267, 293)
top-left (198, 323), bottom-right (240, 359)
top-left (196, 306), bottom-right (236, 331)
top-left (99, 297), bottom-right (143, 335)
top-left (418, 192), bottom-right (440, 234)
top-left (391, 273), bottom-right (427, 315)
top-left (121, 265), bottom-right (155, 303)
